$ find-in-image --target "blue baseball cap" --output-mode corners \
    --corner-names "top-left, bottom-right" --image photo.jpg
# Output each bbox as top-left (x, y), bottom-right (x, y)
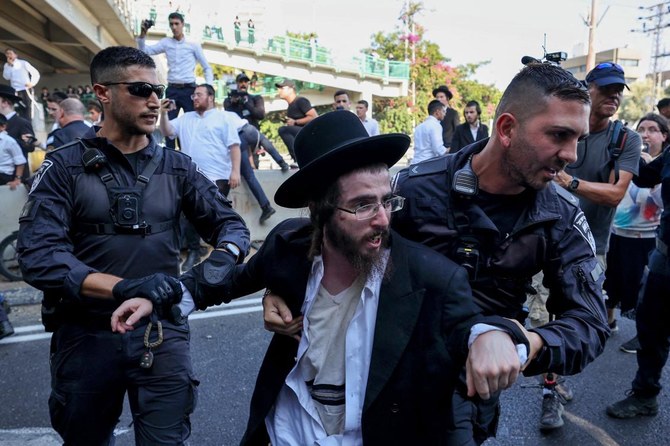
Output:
top-left (585, 62), bottom-right (629, 90)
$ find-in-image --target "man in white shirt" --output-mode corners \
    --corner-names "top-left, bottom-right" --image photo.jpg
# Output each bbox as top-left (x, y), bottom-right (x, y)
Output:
top-left (0, 114), bottom-right (26, 190)
top-left (137, 11), bottom-right (214, 149)
top-left (412, 99), bottom-right (447, 164)
top-left (3, 48), bottom-right (40, 120)
top-left (160, 83), bottom-right (240, 270)
top-left (355, 99), bottom-right (379, 136)
top-left (111, 111), bottom-right (527, 445)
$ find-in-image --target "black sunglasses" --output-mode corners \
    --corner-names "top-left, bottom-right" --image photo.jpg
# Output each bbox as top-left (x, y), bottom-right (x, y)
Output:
top-left (100, 82), bottom-right (166, 98)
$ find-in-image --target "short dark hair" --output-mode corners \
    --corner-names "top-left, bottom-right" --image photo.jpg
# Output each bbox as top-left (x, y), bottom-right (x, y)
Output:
top-left (427, 99), bottom-right (444, 115)
top-left (90, 46), bottom-right (156, 85)
top-left (658, 98), bottom-right (670, 109)
top-left (495, 63), bottom-right (590, 122)
top-left (47, 91), bottom-right (68, 104)
top-left (0, 114), bottom-right (7, 126)
top-left (168, 12), bottom-right (184, 23)
top-left (197, 83), bottom-right (215, 97)
top-left (87, 100), bottom-right (102, 113)
top-left (357, 100), bottom-right (369, 109)
top-left (638, 113), bottom-right (670, 138)
top-left (465, 100), bottom-right (482, 116)
top-left (334, 90), bottom-right (348, 99)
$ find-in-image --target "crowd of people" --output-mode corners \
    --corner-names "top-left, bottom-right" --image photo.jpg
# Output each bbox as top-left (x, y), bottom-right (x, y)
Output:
top-left (2, 8), bottom-right (670, 446)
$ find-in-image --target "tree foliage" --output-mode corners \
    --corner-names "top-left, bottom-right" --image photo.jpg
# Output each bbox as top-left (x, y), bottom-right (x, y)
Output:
top-left (619, 78), bottom-right (656, 125)
top-left (365, 2), bottom-right (501, 134)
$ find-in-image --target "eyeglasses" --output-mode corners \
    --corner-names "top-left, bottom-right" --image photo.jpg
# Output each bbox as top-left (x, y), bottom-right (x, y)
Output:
top-left (337, 196), bottom-right (405, 220)
top-left (190, 92), bottom-right (209, 99)
top-left (100, 82), bottom-right (166, 98)
top-left (594, 62), bottom-right (623, 72)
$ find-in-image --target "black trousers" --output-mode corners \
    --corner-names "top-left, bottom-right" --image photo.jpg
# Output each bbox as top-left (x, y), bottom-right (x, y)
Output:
top-left (49, 320), bottom-right (197, 445)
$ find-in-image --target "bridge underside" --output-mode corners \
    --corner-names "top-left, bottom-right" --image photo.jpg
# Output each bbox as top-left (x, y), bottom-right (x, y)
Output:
top-left (0, 0), bottom-right (135, 76)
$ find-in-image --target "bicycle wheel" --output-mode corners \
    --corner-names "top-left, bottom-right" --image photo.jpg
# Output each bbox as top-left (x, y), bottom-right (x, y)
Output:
top-left (0, 232), bottom-right (22, 282)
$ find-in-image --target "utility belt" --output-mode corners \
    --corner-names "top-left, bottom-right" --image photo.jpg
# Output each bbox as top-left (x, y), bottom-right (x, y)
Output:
top-left (41, 301), bottom-right (127, 332)
top-left (74, 219), bottom-right (175, 236)
top-left (657, 238), bottom-right (668, 257)
top-left (168, 82), bottom-right (196, 88)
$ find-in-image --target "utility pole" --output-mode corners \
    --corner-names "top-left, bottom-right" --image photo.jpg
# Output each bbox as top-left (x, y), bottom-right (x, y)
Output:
top-left (633, 1), bottom-right (670, 111)
top-left (586, 0), bottom-right (598, 72)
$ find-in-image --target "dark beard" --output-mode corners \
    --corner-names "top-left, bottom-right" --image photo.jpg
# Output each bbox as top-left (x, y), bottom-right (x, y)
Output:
top-left (325, 223), bottom-right (389, 278)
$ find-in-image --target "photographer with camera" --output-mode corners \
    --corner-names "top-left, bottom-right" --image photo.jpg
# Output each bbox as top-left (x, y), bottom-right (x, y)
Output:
top-left (136, 11), bottom-right (213, 149)
top-left (17, 46), bottom-right (249, 445)
top-left (224, 73), bottom-right (291, 171)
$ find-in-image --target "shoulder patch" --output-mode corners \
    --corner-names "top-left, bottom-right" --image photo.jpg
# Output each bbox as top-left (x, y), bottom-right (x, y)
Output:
top-left (29, 159), bottom-right (53, 194)
top-left (408, 156), bottom-right (449, 177)
top-left (573, 210), bottom-right (597, 255)
top-left (551, 182), bottom-right (579, 207)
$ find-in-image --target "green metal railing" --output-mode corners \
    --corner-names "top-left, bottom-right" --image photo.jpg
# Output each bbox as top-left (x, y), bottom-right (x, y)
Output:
top-left (135, 16), bottom-right (410, 83)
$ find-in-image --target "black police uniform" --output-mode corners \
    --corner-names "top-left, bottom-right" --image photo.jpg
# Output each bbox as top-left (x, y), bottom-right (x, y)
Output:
top-left (393, 139), bottom-right (609, 444)
top-left (630, 147), bottom-right (670, 398)
top-left (17, 128), bottom-right (249, 445)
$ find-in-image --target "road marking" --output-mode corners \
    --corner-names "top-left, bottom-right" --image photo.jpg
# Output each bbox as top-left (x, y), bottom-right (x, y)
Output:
top-left (0, 297), bottom-right (263, 345)
top-left (563, 411), bottom-right (620, 446)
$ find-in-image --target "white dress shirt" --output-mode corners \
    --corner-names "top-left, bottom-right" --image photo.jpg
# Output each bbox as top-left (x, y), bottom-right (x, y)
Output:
top-left (137, 36), bottom-right (214, 84)
top-left (360, 118), bottom-right (380, 136)
top-left (0, 130), bottom-right (26, 175)
top-left (412, 115), bottom-right (446, 164)
top-left (266, 252), bottom-right (387, 446)
top-left (3, 59), bottom-right (40, 91)
top-left (169, 109), bottom-right (240, 182)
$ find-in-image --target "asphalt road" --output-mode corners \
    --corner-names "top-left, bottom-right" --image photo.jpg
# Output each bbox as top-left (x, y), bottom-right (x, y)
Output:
top-left (1, 295), bottom-right (669, 446)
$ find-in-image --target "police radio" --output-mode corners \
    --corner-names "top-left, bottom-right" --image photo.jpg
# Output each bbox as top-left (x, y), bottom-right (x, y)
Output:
top-left (82, 147), bottom-right (108, 171)
top-left (452, 155), bottom-right (478, 198)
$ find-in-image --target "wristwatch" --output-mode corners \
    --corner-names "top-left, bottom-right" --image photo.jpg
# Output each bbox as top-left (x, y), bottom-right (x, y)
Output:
top-left (219, 243), bottom-right (241, 261)
top-left (568, 176), bottom-right (580, 191)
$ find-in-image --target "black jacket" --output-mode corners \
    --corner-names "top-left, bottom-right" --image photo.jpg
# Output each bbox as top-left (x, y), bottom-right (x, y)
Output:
top-left (227, 218), bottom-right (524, 445)
top-left (393, 139), bottom-right (609, 376)
top-left (47, 120), bottom-right (91, 150)
top-left (440, 107), bottom-right (460, 148)
top-left (450, 122), bottom-right (489, 153)
top-left (224, 93), bottom-right (265, 129)
top-left (18, 129), bottom-right (249, 323)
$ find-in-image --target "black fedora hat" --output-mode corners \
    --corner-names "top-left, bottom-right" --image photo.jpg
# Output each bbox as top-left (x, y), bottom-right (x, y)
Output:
top-left (0, 84), bottom-right (21, 103)
top-left (275, 111), bottom-right (409, 208)
top-left (432, 85), bottom-right (453, 100)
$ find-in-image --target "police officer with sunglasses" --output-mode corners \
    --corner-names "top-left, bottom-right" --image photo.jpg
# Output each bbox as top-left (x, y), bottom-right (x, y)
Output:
top-left (17, 46), bottom-right (249, 445)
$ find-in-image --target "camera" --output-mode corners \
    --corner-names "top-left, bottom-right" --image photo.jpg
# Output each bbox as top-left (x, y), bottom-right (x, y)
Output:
top-left (544, 51), bottom-right (567, 64)
top-left (455, 238), bottom-right (480, 280)
top-left (142, 19), bottom-right (155, 30)
top-left (113, 193), bottom-right (141, 227)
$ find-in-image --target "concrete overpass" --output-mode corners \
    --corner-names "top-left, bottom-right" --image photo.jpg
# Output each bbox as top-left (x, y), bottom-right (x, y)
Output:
top-left (0, 1), bottom-right (408, 106)
top-left (0, 0), bottom-right (137, 85)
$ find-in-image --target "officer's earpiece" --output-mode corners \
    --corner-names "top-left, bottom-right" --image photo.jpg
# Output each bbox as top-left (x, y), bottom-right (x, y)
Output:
top-left (452, 155), bottom-right (478, 198)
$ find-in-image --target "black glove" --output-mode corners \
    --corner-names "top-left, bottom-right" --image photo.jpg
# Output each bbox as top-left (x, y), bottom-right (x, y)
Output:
top-left (112, 273), bottom-right (183, 317)
top-left (180, 249), bottom-right (236, 310)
